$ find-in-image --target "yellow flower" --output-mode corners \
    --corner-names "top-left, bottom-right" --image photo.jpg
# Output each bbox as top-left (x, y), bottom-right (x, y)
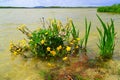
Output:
top-left (57, 45), bottom-right (62, 51)
top-left (62, 57), bottom-right (68, 61)
top-left (41, 40), bottom-right (45, 44)
top-left (76, 38), bottom-right (80, 41)
top-left (47, 47), bottom-right (51, 51)
top-left (50, 50), bottom-right (56, 56)
top-left (76, 46), bottom-right (79, 48)
top-left (66, 46), bottom-right (71, 52)
top-left (13, 51), bottom-right (17, 55)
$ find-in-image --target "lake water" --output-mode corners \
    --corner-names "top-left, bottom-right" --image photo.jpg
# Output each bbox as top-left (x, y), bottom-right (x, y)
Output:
top-left (0, 8), bottom-right (120, 80)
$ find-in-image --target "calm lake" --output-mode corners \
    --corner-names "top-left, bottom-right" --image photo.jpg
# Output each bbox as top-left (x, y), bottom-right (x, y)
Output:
top-left (0, 8), bottom-right (120, 80)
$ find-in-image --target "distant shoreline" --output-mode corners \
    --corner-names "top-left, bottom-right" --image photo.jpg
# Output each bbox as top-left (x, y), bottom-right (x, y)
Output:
top-left (0, 6), bottom-right (98, 9)
top-left (97, 4), bottom-right (120, 13)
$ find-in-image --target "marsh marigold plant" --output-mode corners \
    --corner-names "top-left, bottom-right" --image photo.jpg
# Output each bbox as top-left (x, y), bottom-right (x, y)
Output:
top-left (10, 18), bottom-right (82, 60)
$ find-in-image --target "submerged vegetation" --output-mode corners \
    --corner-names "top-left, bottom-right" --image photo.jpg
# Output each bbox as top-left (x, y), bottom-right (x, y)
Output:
top-left (9, 15), bottom-right (118, 80)
top-left (97, 4), bottom-right (120, 13)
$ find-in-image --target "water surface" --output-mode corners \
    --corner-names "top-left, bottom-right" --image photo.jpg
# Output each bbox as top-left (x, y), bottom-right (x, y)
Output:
top-left (0, 8), bottom-right (120, 80)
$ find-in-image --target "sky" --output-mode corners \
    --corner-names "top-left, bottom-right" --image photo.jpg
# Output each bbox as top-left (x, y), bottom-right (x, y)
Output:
top-left (0, 0), bottom-right (120, 7)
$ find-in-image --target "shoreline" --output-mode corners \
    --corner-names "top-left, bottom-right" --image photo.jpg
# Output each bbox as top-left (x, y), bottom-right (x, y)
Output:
top-left (0, 7), bottom-right (98, 9)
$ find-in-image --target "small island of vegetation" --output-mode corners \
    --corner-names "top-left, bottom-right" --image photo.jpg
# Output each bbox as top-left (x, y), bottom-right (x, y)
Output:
top-left (97, 4), bottom-right (120, 13)
top-left (9, 15), bottom-right (119, 80)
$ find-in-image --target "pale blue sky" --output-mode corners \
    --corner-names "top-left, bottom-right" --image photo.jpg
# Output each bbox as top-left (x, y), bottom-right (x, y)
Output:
top-left (0, 0), bottom-right (120, 7)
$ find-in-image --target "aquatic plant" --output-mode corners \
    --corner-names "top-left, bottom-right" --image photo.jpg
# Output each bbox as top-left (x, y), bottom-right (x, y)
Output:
top-left (97, 15), bottom-right (116, 60)
top-left (84, 18), bottom-right (91, 49)
top-left (80, 18), bottom-right (91, 50)
top-left (29, 28), bottom-right (64, 58)
top-left (9, 39), bottom-right (29, 56)
top-left (71, 20), bottom-right (79, 39)
top-left (10, 18), bottom-right (81, 60)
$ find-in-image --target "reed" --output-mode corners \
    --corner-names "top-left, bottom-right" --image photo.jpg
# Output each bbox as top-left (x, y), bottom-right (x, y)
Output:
top-left (97, 15), bottom-right (116, 60)
top-left (71, 20), bottom-right (79, 39)
top-left (80, 18), bottom-right (91, 50)
top-left (84, 18), bottom-right (91, 49)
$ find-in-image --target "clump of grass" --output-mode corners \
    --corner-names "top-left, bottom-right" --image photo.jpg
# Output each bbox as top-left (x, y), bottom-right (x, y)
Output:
top-left (97, 14), bottom-right (116, 60)
top-left (80, 18), bottom-right (91, 51)
top-left (84, 18), bottom-right (91, 49)
top-left (71, 20), bottom-right (79, 39)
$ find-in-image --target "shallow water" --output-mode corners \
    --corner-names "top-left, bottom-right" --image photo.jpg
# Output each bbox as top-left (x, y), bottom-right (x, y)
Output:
top-left (0, 8), bottom-right (120, 80)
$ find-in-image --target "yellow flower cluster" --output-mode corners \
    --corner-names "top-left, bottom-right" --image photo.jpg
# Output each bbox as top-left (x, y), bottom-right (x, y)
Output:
top-left (9, 40), bottom-right (27, 56)
top-left (50, 50), bottom-right (56, 56)
top-left (57, 45), bottom-right (62, 51)
top-left (66, 46), bottom-right (71, 52)
top-left (46, 45), bottom-right (62, 56)
top-left (47, 47), bottom-right (51, 51)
